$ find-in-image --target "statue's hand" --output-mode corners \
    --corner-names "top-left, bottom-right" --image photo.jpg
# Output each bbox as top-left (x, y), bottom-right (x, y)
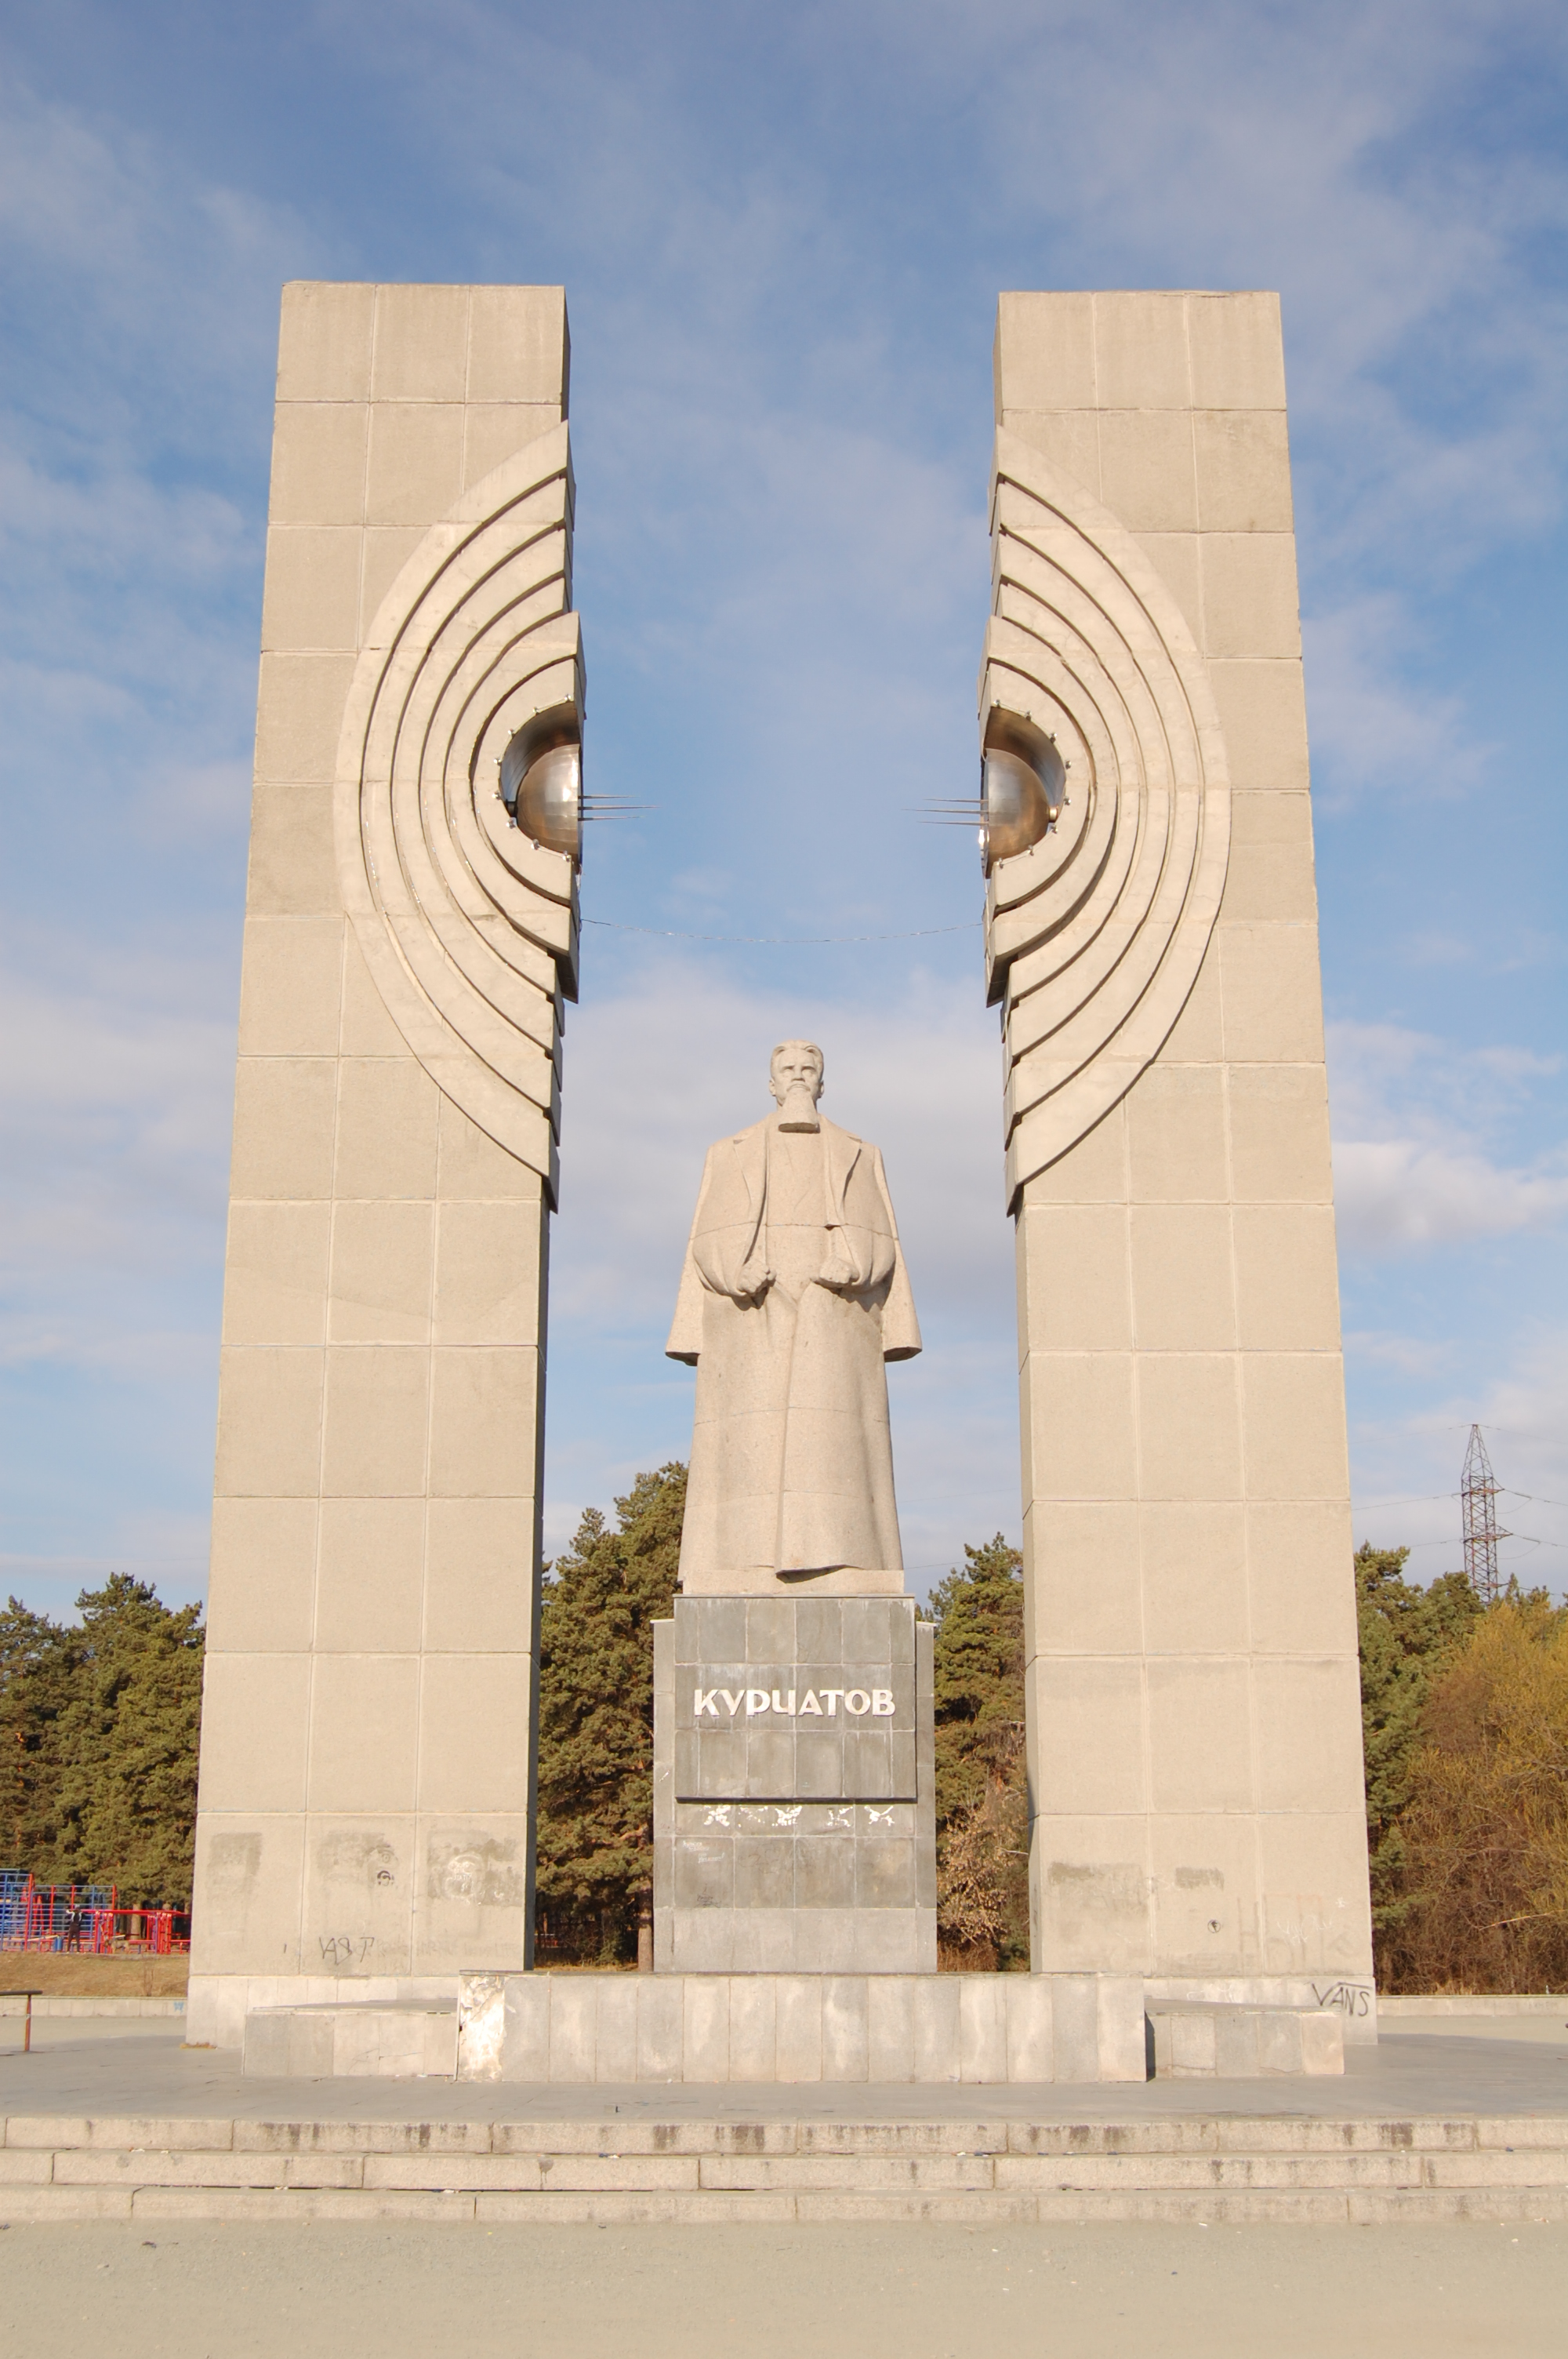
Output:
top-left (735, 1267), bottom-right (774, 1305)
top-left (817, 1238), bottom-right (858, 1293)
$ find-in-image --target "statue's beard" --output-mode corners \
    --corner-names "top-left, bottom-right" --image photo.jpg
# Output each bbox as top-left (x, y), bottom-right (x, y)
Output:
top-left (775, 1081), bottom-right (821, 1132)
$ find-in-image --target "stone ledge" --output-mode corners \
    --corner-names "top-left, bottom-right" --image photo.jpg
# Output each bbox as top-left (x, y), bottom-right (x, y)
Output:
top-left (1148, 2003), bottom-right (1344, 2079)
top-left (457, 1971), bottom-right (1145, 2085)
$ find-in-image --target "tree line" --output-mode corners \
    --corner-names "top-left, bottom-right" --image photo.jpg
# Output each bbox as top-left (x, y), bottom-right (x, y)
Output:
top-left (0, 1576), bottom-right (204, 1906)
top-left (3, 1486), bottom-right (1565, 1993)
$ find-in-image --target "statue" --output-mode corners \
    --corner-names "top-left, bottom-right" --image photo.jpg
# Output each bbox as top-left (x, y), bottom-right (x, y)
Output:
top-left (666, 1041), bottom-right (920, 1591)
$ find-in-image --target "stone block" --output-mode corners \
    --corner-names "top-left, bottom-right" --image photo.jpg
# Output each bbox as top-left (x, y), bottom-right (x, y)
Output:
top-left (1129, 1203), bottom-right (1236, 1351)
top-left (213, 1348), bottom-right (325, 1499)
top-left (1242, 1355), bottom-right (1350, 1502)
top-left (307, 1655), bottom-right (419, 1813)
top-left (230, 1058), bottom-right (337, 1203)
top-left (774, 1977), bottom-right (824, 2081)
top-left (278, 282), bottom-right (376, 402)
top-left (728, 1976), bottom-right (778, 2080)
top-left (995, 290), bottom-right (1096, 413)
top-left (501, 1974), bottom-right (551, 2080)
top-left (254, 652), bottom-right (357, 782)
top-left (1193, 411), bottom-right (1294, 533)
top-left (268, 405), bottom-right (367, 528)
top-left (683, 1976), bottom-right (731, 2081)
top-left (315, 1495), bottom-right (424, 1650)
top-left (206, 1497), bottom-right (318, 1652)
top-left (328, 1201), bottom-right (434, 1344)
top-left (260, 526), bottom-right (361, 652)
top-left (1232, 1205), bottom-right (1341, 1348)
top-left (1219, 923), bottom-right (1326, 1063)
top-left (1127, 1063), bottom-right (1227, 1202)
top-left (546, 1977), bottom-right (598, 2083)
top-left (821, 1977), bottom-right (869, 2080)
top-left (958, 1976), bottom-right (1007, 2084)
top-left (1187, 293), bottom-right (1287, 410)
top-left (332, 1057), bottom-right (440, 1201)
top-left (1094, 293), bottom-right (1192, 408)
top-left (1099, 410), bottom-right (1197, 531)
top-left (913, 1976), bottom-right (961, 2083)
top-left (636, 1977), bottom-right (684, 2081)
top-left (1201, 534), bottom-right (1301, 660)
top-left (320, 1346), bottom-right (429, 1496)
top-left (222, 1203), bottom-right (332, 1349)
top-left (366, 404), bottom-right (466, 525)
top-left (372, 283), bottom-right (470, 402)
top-left (1141, 1501), bottom-right (1248, 1654)
top-left (434, 1201), bottom-right (544, 1343)
top-left (246, 783), bottom-right (339, 918)
top-left (1227, 1064), bottom-right (1333, 1203)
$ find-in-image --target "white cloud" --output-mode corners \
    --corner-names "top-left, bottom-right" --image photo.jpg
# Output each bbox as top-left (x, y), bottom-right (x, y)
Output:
top-left (1334, 1137), bottom-right (1568, 1252)
top-left (1328, 1017), bottom-right (1568, 1252)
top-left (1302, 596), bottom-right (1496, 808)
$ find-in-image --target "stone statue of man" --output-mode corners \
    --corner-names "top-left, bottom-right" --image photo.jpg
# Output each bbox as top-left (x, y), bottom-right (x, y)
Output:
top-left (666, 1041), bottom-right (920, 1592)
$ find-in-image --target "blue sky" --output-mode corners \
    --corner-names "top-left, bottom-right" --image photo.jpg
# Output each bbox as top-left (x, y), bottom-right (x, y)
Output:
top-left (2, 0), bottom-right (1565, 1611)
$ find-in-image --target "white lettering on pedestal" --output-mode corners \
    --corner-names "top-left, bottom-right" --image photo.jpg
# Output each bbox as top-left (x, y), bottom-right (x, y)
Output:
top-left (688, 1678), bottom-right (905, 1719)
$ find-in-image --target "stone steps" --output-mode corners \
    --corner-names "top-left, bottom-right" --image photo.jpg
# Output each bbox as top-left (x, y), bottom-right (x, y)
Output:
top-left (2, 2111), bottom-right (1566, 2223)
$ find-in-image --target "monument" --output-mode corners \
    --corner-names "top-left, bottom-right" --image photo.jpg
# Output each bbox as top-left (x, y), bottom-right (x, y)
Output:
top-left (653, 1040), bottom-right (935, 1974)
top-left (198, 280), bottom-right (1363, 2085)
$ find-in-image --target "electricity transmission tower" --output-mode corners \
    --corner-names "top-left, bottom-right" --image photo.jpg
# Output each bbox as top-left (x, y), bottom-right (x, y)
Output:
top-left (1460, 1424), bottom-right (1509, 1603)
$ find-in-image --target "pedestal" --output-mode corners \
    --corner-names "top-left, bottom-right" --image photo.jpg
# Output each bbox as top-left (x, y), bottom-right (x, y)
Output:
top-left (652, 1595), bottom-right (937, 1974)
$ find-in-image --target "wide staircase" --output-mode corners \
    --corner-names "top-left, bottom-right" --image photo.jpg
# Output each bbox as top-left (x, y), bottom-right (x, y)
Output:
top-left (2, 2110), bottom-right (1566, 2223)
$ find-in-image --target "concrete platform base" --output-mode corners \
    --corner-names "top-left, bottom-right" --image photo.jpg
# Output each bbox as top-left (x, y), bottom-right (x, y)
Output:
top-left (229, 1977), bottom-right (1350, 2086)
top-left (456, 1972), bottom-right (1147, 2085)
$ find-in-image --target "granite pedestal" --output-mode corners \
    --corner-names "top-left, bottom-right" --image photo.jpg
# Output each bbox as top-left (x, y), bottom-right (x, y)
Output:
top-left (652, 1597), bottom-right (937, 1975)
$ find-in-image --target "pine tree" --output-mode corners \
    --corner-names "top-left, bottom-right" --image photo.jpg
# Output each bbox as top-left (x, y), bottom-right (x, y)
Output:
top-left (928, 1535), bottom-right (1029, 1968)
top-left (0, 1577), bottom-right (204, 1906)
top-left (0, 1599), bottom-right (82, 1870)
top-left (51, 1577), bottom-right (205, 1906)
top-left (534, 1463), bottom-right (685, 1961)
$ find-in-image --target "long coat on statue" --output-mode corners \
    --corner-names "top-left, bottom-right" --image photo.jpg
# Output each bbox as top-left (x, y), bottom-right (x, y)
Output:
top-left (666, 1113), bottom-right (920, 1587)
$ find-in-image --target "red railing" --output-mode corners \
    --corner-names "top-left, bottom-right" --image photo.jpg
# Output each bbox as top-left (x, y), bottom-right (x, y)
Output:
top-left (0, 1875), bottom-right (190, 1954)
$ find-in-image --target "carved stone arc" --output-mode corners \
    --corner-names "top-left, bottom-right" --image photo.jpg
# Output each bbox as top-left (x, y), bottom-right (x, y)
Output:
top-left (333, 421), bottom-right (585, 1208)
top-left (982, 425), bottom-right (1232, 1209)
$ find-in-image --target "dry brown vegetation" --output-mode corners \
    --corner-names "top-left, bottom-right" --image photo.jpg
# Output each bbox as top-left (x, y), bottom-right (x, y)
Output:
top-left (1377, 1599), bottom-right (1568, 1993)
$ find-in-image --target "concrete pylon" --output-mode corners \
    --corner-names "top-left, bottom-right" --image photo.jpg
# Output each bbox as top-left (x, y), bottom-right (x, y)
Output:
top-left (985, 293), bottom-right (1374, 2032)
top-left (188, 283), bottom-right (581, 2048)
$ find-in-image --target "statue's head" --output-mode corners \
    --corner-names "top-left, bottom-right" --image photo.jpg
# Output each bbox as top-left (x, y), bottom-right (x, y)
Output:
top-left (770, 1040), bottom-right (824, 1132)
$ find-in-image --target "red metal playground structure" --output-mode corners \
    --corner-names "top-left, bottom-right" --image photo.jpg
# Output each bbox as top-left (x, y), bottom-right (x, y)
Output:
top-left (0, 1872), bottom-right (189, 1955)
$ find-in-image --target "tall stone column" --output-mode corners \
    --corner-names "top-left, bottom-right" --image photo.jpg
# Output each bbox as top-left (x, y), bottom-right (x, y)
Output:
top-left (188, 283), bottom-right (582, 2045)
top-left (985, 293), bottom-right (1374, 2026)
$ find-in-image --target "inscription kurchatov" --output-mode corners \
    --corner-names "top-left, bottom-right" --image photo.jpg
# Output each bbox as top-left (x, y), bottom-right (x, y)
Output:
top-left (693, 1685), bottom-right (896, 1717)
